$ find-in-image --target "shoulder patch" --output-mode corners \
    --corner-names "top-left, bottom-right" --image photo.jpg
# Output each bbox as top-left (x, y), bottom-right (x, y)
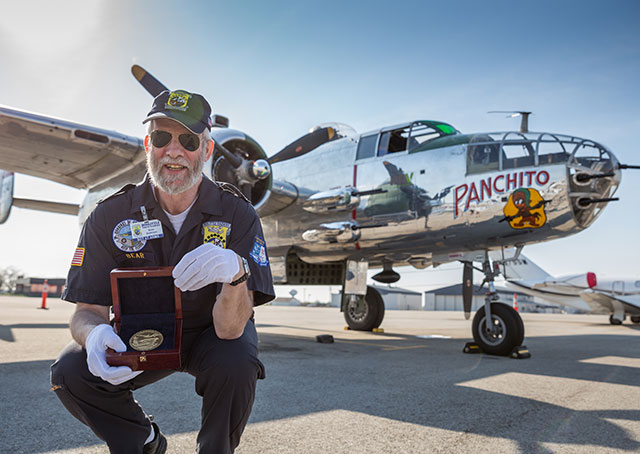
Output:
top-left (249, 235), bottom-right (269, 266)
top-left (216, 182), bottom-right (251, 204)
top-left (97, 184), bottom-right (136, 205)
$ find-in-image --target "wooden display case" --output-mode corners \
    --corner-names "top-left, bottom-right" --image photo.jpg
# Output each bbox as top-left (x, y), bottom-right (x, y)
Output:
top-left (105, 267), bottom-right (182, 371)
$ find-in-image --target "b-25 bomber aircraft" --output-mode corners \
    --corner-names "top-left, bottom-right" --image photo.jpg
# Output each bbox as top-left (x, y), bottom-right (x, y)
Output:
top-left (0, 66), bottom-right (632, 356)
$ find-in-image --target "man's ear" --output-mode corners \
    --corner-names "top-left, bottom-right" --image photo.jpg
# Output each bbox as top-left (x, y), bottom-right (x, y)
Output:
top-left (205, 139), bottom-right (214, 160)
top-left (144, 135), bottom-right (150, 152)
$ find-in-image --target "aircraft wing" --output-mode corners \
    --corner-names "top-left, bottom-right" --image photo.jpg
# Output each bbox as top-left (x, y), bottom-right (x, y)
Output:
top-left (579, 290), bottom-right (640, 315)
top-left (0, 106), bottom-right (144, 189)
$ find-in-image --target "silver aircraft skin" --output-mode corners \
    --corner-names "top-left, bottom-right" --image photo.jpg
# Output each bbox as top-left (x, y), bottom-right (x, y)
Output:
top-left (260, 124), bottom-right (620, 278)
top-left (0, 67), bottom-right (626, 355)
top-left (502, 254), bottom-right (640, 324)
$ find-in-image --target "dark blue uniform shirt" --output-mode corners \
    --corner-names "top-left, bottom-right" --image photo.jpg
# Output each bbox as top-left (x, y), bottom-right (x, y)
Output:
top-left (62, 175), bottom-right (275, 331)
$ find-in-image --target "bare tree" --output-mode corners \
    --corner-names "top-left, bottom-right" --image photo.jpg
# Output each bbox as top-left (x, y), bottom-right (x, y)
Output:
top-left (0, 267), bottom-right (22, 293)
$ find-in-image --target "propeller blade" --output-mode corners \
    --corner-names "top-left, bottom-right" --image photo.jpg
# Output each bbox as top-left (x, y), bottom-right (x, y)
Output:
top-left (131, 65), bottom-right (169, 97)
top-left (214, 143), bottom-right (242, 168)
top-left (462, 261), bottom-right (473, 320)
top-left (268, 127), bottom-right (336, 165)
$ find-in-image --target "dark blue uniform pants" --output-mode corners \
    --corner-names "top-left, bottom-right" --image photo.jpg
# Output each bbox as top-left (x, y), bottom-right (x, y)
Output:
top-left (50, 320), bottom-right (264, 454)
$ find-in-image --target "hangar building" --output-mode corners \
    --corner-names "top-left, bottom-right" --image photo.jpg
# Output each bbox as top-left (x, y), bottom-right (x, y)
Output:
top-left (424, 284), bottom-right (560, 313)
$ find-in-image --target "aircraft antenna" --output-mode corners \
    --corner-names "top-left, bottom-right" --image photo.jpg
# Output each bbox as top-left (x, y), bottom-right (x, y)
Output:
top-left (488, 111), bottom-right (532, 133)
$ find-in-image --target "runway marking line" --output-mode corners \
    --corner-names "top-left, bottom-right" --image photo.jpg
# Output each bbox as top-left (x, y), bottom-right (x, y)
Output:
top-left (579, 356), bottom-right (640, 369)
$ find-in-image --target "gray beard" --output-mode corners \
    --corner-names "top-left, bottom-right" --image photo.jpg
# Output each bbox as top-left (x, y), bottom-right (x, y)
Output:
top-left (147, 151), bottom-right (205, 195)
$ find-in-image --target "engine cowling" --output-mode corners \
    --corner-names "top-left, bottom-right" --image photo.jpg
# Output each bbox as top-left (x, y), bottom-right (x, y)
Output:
top-left (0, 170), bottom-right (14, 224)
top-left (209, 128), bottom-right (271, 204)
top-left (208, 128), bottom-right (299, 217)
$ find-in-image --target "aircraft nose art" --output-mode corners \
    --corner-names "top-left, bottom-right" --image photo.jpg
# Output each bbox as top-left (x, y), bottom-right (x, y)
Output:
top-left (565, 140), bottom-right (620, 228)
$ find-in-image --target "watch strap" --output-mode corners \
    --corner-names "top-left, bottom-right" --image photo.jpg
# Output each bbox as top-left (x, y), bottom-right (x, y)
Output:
top-left (230, 257), bottom-right (250, 286)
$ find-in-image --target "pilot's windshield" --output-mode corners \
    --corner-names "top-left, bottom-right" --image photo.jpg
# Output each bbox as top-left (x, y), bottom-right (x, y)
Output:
top-left (376, 121), bottom-right (458, 157)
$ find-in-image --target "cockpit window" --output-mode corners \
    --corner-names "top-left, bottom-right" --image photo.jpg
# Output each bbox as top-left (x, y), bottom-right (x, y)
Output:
top-left (537, 134), bottom-right (569, 164)
top-left (356, 134), bottom-right (377, 160)
top-left (408, 122), bottom-right (441, 151)
top-left (435, 124), bottom-right (456, 135)
top-left (377, 126), bottom-right (410, 156)
top-left (467, 134), bottom-right (499, 174)
top-left (502, 142), bottom-right (535, 169)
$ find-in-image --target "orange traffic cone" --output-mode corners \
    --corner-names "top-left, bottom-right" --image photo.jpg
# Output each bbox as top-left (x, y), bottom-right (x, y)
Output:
top-left (513, 293), bottom-right (518, 312)
top-left (39, 279), bottom-right (49, 310)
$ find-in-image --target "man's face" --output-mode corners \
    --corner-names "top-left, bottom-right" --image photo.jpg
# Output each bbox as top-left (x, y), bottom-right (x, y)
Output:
top-left (146, 118), bottom-right (209, 195)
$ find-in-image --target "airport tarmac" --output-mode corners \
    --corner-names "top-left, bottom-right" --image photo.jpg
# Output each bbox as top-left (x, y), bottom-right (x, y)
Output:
top-left (0, 295), bottom-right (639, 453)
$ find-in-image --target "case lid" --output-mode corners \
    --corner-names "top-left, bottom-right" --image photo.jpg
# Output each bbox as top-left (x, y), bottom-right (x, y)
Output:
top-left (110, 267), bottom-right (182, 321)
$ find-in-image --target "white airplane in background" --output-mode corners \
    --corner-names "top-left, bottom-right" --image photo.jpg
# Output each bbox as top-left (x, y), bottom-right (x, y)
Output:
top-left (502, 255), bottom-right (640, 325)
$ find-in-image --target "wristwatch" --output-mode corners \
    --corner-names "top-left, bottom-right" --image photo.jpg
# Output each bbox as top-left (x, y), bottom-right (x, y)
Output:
top-left (230, 257), bottom-right (251, 286)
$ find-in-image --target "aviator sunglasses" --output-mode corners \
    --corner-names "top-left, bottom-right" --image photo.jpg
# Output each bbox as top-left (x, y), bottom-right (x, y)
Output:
top-left (149, 130), bottom-right (200, 152)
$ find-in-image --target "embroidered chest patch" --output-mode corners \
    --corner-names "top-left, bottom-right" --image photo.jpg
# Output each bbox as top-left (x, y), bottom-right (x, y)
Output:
top-left (202, 221), bottom-right (231, 248)
top-left (113, 219), bottom-right (147, 252)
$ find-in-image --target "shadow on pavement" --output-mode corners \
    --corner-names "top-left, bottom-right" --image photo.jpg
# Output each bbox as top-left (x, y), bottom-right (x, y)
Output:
top-left (0, 323), bottom-right (69, 342)
top-left (1, 331), bottom-right (638, 453)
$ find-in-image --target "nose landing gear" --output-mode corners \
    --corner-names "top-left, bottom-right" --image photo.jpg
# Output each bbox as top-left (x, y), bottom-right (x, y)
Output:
top-left (464, 251), bottom-right (529, 358)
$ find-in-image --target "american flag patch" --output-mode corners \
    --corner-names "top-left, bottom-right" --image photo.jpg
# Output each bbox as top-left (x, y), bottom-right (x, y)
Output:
top-left (71, 247), bottom-right (85, 266)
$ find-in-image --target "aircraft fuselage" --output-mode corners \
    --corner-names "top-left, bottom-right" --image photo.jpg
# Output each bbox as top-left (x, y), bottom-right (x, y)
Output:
top-left (259, 125), bottom-right (620, 280)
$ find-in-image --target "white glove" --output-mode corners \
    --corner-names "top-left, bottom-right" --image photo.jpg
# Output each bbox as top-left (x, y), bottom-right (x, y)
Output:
top-left (85, 324), bottom-right (143, 385)
top-left (173, 243), bottom-right (240, 291)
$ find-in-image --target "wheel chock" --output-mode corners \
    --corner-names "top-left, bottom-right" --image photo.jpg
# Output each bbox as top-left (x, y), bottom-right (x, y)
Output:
top-left (510, 345), bottom-right (531, 359)
top-left (463, 342), bottom-right (482, 354)
top-left (316, 334), bottom-right (334, 344)
top-left (343, 327), bottom-right (385, 333)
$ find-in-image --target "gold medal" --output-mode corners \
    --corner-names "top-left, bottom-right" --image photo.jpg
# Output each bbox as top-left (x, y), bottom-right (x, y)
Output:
top-left (129, 329), bottom-right (164, 351)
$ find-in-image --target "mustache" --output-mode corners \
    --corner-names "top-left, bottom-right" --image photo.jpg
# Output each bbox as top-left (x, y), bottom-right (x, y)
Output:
top-left (157, 156), bottom-right (190, 167)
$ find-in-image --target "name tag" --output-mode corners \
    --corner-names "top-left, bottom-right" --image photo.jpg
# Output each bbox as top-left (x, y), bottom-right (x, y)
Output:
top-left (130, 219), bottom-right (164, 240)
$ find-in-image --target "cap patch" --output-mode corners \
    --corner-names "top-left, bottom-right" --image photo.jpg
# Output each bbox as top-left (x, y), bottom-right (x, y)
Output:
top-left (249, 235), bottom-right (269, 267)
top-left (166, 91), bottom-right (191, 111)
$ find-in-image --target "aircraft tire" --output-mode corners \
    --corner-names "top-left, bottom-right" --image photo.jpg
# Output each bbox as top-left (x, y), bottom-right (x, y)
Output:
top-left (372, 287), bottom-right (385, 329)
top-left (630, 316), bottom-right (640, 324)
top-left (514, 307), bottom-right (525, 346)
top-left (472, 303), bottom-right (524, 356)
top-left (609, 314), bottom-right (624, 325)
top-left (344, 286), bottom-right (384, 331)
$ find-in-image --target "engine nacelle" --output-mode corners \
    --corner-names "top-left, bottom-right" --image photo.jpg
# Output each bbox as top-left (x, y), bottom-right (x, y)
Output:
top-left (208, 128), bottom-right (299, 217)
top-left (208, 128), bottom-right (271, 205)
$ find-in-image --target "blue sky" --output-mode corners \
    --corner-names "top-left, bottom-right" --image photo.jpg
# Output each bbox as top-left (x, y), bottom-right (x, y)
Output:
top-left (0, 0), bottom-right (638, 298)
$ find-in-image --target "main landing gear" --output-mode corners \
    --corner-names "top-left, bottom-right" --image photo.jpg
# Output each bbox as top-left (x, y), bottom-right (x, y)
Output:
top-left (609, 314), bottom-right (624, 325)
top-left (343, 286), bottom-right (385, 331)
top-left (464, 252), bottom-right (529, 358)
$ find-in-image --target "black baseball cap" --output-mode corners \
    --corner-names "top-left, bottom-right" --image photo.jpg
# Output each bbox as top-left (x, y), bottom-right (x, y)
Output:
top-left (143, 89), bottom-right (213, 134)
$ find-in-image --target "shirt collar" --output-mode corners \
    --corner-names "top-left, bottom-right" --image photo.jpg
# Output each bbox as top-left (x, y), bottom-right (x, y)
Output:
top-left (130, 173), bottom-right (222, 217)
